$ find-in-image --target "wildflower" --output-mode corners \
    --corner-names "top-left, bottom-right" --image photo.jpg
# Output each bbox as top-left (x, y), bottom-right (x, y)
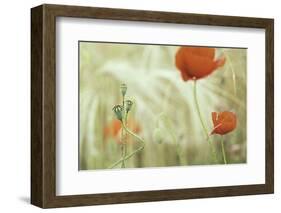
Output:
top-left (103, 120), bottom-right (122, 139)
top-left (112, 105), bottom-right (123, 121)
top-left (175, 46), bottom-right (226, 81)
top-left (103, 119), bottom-right (141, 144)
top-left (120, 83), bottom-right (127, 97)
top-left (125, 100), bottom-right (133, 113)
top-left (211, 111), bottom-right (237, 135)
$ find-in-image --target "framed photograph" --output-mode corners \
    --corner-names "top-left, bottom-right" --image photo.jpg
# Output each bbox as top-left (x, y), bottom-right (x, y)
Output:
top-left (31, 4), bottom-right (274, 208)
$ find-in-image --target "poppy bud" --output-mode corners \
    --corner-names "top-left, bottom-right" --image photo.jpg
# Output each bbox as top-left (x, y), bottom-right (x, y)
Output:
top-left (125, 100), bottom-right (133, 113)
top-left (120, 83), bottom-right (127, 97)
top-left (112, 105), bottom-right (123, 121)
top-left (211, 111), bottom-right (237, 135)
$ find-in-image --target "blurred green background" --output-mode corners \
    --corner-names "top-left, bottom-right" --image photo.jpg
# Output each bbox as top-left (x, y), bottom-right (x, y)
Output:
top-left (79, 42), bottom-right (247, 170)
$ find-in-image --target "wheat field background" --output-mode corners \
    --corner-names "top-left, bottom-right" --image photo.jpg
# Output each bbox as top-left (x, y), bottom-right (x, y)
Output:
top-left (79, 42), bottom-right (247, 170)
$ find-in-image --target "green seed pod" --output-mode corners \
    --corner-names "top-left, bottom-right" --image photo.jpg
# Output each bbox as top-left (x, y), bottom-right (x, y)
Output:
top-left (120, 83), bottom-right (127, 97)
top-left (153, 128), bottom-right (164, 144)
top-left (125, 100), bottom-right (133, 113)
top-left (112, 105), bottom-right (123, 121)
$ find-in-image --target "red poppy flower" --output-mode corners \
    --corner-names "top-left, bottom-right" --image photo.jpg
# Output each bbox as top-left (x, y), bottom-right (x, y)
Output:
top-left (175, 46), bottom-right (226, 81)
top-left (103, 119), bottom-right (141, 144)
top-left (211, 111), bottom-right (237, 135)
top-left (103, 120), bottom-right (121, 139)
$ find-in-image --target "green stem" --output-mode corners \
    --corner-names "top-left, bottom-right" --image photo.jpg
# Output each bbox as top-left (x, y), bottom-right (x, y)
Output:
top-left (124, 113), bottom-right (128, 157)
top-left (108, 123), bottom-right (145, 169)
top-left (121, 97), bottom-right (126, 168)
top-left (193, 81), bottom-right (218, 163)
top-left (220, 136), bottom-right (227, 164)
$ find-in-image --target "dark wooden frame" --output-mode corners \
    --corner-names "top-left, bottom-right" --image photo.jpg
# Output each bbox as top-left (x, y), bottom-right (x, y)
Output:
top-left (31, 4), bottom-right (274, 208)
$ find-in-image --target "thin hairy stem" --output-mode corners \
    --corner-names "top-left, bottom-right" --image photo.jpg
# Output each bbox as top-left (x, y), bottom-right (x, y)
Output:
top-left (193, 81), bottom-right (218, 163)
top-left (220, 136), bottom-right (227, 164)
top-left (108, 123), bottom-right (145, 169)
top-left (120, 96), bottom-right (126, 168)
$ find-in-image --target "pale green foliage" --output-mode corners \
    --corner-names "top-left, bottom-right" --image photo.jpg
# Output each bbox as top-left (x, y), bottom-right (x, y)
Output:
top-left (79, 42), bottom-right (247, 169)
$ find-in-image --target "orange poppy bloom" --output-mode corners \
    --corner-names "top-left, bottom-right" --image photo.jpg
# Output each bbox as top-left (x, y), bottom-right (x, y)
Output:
top-left (103, 120), bottom-right (121, 139)
top-left (211, 111), bottom-right (237, 135)
top-left (175, 46), bottom-right (226, 81)
top-left (103, 119), bottom-right (141, 144)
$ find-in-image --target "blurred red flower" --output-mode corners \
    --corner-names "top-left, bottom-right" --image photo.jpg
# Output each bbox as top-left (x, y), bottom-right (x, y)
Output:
top-left (175, 46), bottom-right (226, 81)
top-left (103, 119), bottom-right (141, 144)
top-left (211, 111), bottom-right (237, 135)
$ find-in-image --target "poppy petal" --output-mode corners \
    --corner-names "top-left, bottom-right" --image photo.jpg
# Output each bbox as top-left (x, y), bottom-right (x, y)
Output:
top-left (184, 52), bottom-right (218, 79)
top-left (211, 111), bottom-right (237, 135)
top-left (180, 70), bottom-right (190, 81)
top-left (185, 47), bottom-right (215, 59)
top-left (175, 46), bottom-right (225, 80)
top-left (175, 47), bottom-right (191, 81)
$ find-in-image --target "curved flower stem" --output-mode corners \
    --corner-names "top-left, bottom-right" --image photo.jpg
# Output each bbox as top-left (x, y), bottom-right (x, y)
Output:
top-left (193, 80), bottom-right (218, 163)
top-left (220, 136), bottom-right (227, 164)
top-left (124, 114), bottom-right (128, 159)
top-left (108, 122), bottom-right (145, 169)
top-left (120, 97), bottom-right (127, 168)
